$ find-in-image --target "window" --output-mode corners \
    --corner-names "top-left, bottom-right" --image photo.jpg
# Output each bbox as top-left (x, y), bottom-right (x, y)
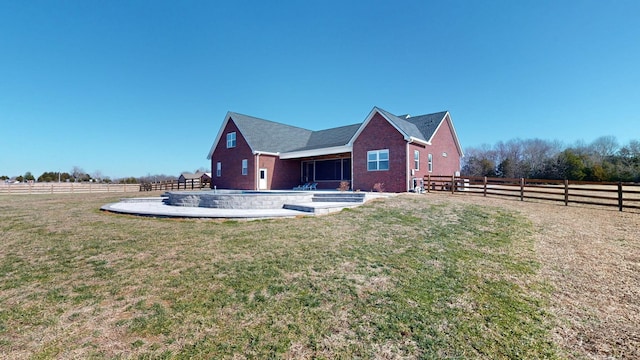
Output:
top-left (241, 159), bottom-right (248, 175)
top-left (226, 132), bottom-right (236, 148)
top-left (216, 162), bottom-right (221, 177)
top-left (428, 153), bottom-right (433, 173)
top-left (302, 159), bottom-right (351, 182)
top-left (367, 149), bottom-right (389, 171)
top-left (414, 150), bottom-right (420, 170)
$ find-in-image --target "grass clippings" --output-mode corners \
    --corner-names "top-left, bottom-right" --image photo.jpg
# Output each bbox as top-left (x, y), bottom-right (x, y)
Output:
top-left (1, 191), bottom-right (615, 359)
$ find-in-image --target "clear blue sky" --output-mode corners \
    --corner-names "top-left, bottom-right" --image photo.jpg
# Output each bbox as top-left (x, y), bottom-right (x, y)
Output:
top-left (1, 0), bottom-right (639, 179)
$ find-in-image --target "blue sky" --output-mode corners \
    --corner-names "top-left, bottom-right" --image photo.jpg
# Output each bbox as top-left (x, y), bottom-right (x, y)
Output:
top-left (1, 0), bottom-right (639, 179)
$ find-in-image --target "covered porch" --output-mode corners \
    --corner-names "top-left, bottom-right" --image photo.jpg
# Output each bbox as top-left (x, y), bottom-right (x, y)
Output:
top-left (294, 152), bottom-right (352, 190)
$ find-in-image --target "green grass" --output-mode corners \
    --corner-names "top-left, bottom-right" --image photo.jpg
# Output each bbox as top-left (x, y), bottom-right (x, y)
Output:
top-left (0, 193), bottom-right (559, 359)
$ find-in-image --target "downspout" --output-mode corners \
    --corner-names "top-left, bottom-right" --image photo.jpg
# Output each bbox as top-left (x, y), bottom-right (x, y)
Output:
top-left (406, 142), bottom-right (411, 192)
top-left (350, 148), bottom-right (354, 191)
top-left (255, 153), bottom-right (260, 191)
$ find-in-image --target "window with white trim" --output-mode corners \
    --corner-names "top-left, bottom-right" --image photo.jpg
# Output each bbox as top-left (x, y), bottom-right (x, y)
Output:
top-left (414, 150), bottom-right (420, 170)
top-left (367, 149), bottom-right (389, 171)
top-left (241, 159), bottom-right (248, 175)
top-left (226, 132), bottom-right (236, 148)
top-left (428, 153), bottom-right (433, 173)
top-left (216, 162), bottom-right (222, 177)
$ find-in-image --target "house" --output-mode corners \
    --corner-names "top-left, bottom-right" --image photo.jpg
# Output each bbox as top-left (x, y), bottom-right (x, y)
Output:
top-left (178, 171), bottom-right (211, 188)
top-left (206, 106), bottom-right (463, 192)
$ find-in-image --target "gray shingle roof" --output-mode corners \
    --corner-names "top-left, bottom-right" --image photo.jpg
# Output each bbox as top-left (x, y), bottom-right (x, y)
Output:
top-left (229, 112), bottom-right (312, 153)
top-left (290, 123), bottom-right (361, 151)
top-left (376, 107), bottom-right (447, 143)
top-left (218, 108), bottom-right (449, 155)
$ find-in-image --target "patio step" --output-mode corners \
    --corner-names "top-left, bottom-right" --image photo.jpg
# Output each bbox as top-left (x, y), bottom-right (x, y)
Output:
top-left (311, 193), bottom-right (366, 203)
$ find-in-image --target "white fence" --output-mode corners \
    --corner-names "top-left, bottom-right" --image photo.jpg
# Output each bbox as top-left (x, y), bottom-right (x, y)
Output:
top-left (0, 182), bottom-right (140, 195)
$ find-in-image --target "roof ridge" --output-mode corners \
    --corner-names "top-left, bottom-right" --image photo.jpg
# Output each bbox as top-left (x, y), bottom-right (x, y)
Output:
top-left (229, 111), bottom-right (313, 132)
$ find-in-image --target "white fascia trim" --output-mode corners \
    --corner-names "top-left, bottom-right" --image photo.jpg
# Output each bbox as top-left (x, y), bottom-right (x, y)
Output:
top-left (253, 150), bottom-right (279, 156)
top-left (279, 145), bottom-right (352, 159)
top-left (408, 136), bottom-right (430, 146)
top-left (348, 107), bottom-right (412, 145)
top-left (207, 114), bottom-right (232, 160)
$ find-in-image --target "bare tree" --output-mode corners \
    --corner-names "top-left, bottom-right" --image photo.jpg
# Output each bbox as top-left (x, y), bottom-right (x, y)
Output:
top-left (71, 166), bottom-right (85, 182)
top-left (589, 135), bottom-right (619, 163)
top-left (92, 170), bottom-right (104, 183)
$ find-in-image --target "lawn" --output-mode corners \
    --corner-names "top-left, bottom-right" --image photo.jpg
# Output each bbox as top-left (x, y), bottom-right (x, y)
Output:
top-left (0, 193), bottom-right (559, 359)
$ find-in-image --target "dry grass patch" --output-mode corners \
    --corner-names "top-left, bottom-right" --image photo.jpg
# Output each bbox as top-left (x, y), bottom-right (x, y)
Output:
top-left (429, 192), bottom-right (640, 359)
top-left (1, 192), bottom-right (559, 359)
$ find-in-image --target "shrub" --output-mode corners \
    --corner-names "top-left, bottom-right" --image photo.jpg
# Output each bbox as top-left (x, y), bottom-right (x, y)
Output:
top-left (373, 182), bottom-right (385, 192)
top-left (337, 181), bottom-right (350, 191)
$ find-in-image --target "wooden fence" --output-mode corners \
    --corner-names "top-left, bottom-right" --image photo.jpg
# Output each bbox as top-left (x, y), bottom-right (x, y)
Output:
top-left (139, 179), bottom-right (209, 192)
top-left (424, 175), bottom-right (640, 212)
top-left (0, 182), bottom-right (140, 195)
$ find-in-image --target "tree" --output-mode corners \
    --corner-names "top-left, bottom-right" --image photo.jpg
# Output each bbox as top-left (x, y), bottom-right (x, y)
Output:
top-left (24, 172), bottom-right (35, 181)
top-left (37, 172), bottom-right (73, 182)
top-left (589, 135), bottom-right (619, 163)
top-left (92, 170), bottom-right (104, 183)
top-left (557, 149), bottom-right (586, 180)
top-left (71, 166), bottom-right (86, 182)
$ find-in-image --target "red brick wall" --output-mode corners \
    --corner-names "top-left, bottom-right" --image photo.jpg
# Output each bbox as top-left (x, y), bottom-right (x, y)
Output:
top-left (210, 119), bottom-right (303, 190)
top-left (209, 119), bottom-right (255, 190)
top-left (352, 113), bottom-right (409, 192)
top-left (272, 159), bottom-right (301, 190)
top-left (427, 114), bottom-right (462, 176)
top-left (408, 142), bottom-right (427, 189)
top-left (254, 155), bottom-right (301, 190)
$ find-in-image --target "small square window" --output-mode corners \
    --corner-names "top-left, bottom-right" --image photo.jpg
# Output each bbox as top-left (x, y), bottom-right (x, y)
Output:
top-left (367, 149), bottom-right (389, 171)
top-left (226, 132), bottom-right (236, 148)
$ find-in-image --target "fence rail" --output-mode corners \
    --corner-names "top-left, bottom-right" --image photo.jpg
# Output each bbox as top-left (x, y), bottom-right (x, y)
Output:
top-left (139, 179), bottom-right (209, 192)
top-left (0, 182), bottom-right (140, 195)
top-left (424, 175), bottom-right (640, 212)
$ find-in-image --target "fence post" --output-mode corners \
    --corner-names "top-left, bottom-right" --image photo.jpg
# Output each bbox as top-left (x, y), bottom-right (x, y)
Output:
top-left (451, 175), bottom-right (456, 194)
top-left (564, 179), bottom-right (569, 206)
top-left (483, 176), bottom-right (487, 197)
top-left (618, 182), bottom-right (623, 212)
top-left (427, 174), bottom-right (431, 193)
top-left (520, 178), bottom-right (524, 201)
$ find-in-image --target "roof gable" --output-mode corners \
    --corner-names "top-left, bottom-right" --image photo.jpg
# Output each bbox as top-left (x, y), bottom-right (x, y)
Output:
top-left (232, 112), bottom-right (312, 153)
top-left (208, 107), bottom-right (463, 159)
top-left (207, 112), bottom-right (312, 159)
top-left (349, 107), bottom-right (462, 156)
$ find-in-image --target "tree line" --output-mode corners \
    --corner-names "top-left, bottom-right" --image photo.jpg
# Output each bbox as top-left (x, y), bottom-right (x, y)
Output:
top-left (462, 136), bottom-right (640, 182)
top-left (1, 166), bottom-right (210, 184)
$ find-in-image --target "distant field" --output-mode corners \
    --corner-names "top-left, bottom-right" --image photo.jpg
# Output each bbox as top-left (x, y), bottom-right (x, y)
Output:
top-left (0, 182), bottom-right (139, 195)
top-left (1, 192), bottom-right (637, 359)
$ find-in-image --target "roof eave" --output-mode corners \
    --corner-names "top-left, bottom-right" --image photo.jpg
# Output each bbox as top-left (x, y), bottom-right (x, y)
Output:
top-left (253, 150), bottom-right (280, 156)
top-left (207, 112), bottom-right (257, 160)
top-left (279, 145), bottom-right (353, 159)
top-left (427, 111), bottom-right (464, 157)
top-left (408, 136), bottom-right (429, 146)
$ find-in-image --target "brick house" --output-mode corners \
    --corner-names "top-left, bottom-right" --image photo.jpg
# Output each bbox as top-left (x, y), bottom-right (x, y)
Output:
top-left (206, 106), bottom-right (463, 192)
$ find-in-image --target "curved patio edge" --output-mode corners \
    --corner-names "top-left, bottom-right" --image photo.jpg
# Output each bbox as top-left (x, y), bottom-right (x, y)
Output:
top-left (100, 192), bottom-right (392, 220)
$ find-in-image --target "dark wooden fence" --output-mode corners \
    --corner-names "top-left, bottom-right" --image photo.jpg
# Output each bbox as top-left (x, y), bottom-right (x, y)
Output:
top-left (424, 174), bottom-right (640, 212)
top-left (139, 179), bottom-right (210, 191)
